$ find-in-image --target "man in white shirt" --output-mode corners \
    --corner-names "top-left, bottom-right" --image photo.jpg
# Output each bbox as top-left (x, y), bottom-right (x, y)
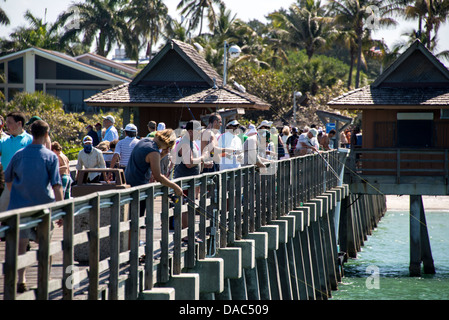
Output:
top-left (110, 123), bottom-right (139, 169)
top-left (295, 128), bottom-right (319, 156)
top-left (102, 115), bottom-right (119, 142)
top-left (76, 136), bottom-right (106, 183)
top-left (217, 120), bottom-right (243, 170)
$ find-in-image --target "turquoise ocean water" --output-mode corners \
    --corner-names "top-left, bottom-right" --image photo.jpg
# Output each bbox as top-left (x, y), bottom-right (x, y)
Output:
top-left (331, 210), bottom-right (449, 300)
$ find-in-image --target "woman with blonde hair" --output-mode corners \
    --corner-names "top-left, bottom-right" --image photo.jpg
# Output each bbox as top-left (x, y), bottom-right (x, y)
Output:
top-left (125, 129), bottom-right (182, 200)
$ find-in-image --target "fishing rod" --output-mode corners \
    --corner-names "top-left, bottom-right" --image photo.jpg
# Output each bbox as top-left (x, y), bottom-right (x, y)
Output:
top-left (313, 149), bottom-right (341, 182)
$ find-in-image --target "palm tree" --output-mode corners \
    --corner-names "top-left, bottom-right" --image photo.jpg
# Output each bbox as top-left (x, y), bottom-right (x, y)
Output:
top-left (403, 0), bottom-right (449, 50)
top-left (163, 17), bottom-right (190, 43)
top-left (383, 0), bottom-right (449, 62)
top-left (177, 0), bottom-right (223, 37)
top-left (0, 0), bottom-right (9, 26)
top-left (329, 27), bottom-right (358, 88)
top-left (0, 10), bottom-right (87, 55)
top-left (124, 0), bottom-right (169, 60)
top-left (57, 0), bottom-right (128, 57)
top-left (269, 0), bottom-right (331, 61)
top-left (327, 0), bottom-right (396, 88)
top-left (262, 19), bottom-right (290, 70)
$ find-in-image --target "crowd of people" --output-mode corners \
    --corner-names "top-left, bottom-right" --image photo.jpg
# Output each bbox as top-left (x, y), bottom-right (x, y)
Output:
top-left (0, 110), bottom-right (360, 293)
top-left (0, 111), bottom-right (360, 213)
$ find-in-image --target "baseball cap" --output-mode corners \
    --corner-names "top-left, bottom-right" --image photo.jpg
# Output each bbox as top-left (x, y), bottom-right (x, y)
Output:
top-left (26, 116), bottom-right (42, 126)
top-left (102, 115), bottom-right (115, 123)
top-left (83, 136), bottom-right (93, 144)
top-left (157, 122), bottom-right (166, 131)
top-left (124, 123), bottom-right (137, 132)
top-left (309, 128), bottom-right (318, 137)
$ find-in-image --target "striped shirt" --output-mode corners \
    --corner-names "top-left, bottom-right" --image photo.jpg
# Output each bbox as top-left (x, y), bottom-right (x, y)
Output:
top-left (113, 136), bottom-right (139, 167)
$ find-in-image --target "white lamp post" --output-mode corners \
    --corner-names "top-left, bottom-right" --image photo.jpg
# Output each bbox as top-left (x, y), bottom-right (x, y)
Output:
top-left (293, 91), bottom-right (302, 126)
top-left (223, 41), bottom-right (241, 86)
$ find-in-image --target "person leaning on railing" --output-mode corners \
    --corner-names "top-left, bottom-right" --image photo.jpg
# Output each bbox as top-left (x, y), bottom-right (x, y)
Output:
top-left (125, 128), bottom-right (183, 216)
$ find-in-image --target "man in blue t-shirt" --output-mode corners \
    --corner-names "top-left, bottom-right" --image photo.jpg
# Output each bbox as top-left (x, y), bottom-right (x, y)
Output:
top-left (4, 119), bottom-right (63, 292)
top-left (0, 111), bottom-right (33, 212)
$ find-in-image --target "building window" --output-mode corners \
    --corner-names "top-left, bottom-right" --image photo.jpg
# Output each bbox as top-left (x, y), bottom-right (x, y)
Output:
top-left (441, 109), bottom-right (449, 119)
top-left (7, 87), bottom-right (23, 101)
top-left (46, 88), bottom-right (102, 113)
top-left (8, 57), bottom-right (24, 84)
top-left (0, 62), bottom-right (5, 83)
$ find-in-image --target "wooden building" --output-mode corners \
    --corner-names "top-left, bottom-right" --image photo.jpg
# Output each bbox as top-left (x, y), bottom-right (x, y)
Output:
top-left (85, 39), bottom-right (270, 134)
top-left (0, 47), bottom-right (135, 113)
top-left (328, 40), bottom-right (449, 195)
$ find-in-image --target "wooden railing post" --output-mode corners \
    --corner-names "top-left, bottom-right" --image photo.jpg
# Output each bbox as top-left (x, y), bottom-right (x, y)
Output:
top-left (227, 172), bottom-right (235, 244)
top-left (249, 166), bottom-right (256, 233)
top-left (220, 171), bottom-right (228, 247)
top-left (128, 189), bottom-right (140, 300)
top-left (242, 167), bottom-right (250, 237)
top-left (37, 209), bottom-right (51, 300)
top-left (144, 186), bottom-right (155, 290)
top-left (235, 170), bottom-right (242, 240)
top-left (255, 168), bottom-right (261, 230)
top-left (199, 175), bottom-right (207, 259)
top-left (173, 182), bottom-right (182, 275)
top-left (62, 202), bottom-right (75, 300)
top-left (4, 214), bottom-right (19, 300)
top-left (109, 193), bottom-right (121, 300)
top-left (88, 196), bottom-right (100, 300)
top-left (159, 186), bottom-right (170, 283)
top-left (187, 178), bottom-right (196, 268)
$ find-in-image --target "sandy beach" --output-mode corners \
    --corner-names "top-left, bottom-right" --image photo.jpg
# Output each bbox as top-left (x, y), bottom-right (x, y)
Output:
top-left (386, 195), bottom-right (449, 212)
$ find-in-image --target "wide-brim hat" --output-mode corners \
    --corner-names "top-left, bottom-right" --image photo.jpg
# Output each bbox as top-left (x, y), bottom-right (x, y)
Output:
top-left (257, 120), bottom-right (272, 129)
top-left (226, 119), bottom-right (240, 127)
top-left (246, 127), bottom-right (257, 136)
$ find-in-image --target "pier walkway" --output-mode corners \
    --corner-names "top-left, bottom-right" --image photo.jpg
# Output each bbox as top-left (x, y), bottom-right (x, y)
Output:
top-left (0, 150), bottom-right (386, 300)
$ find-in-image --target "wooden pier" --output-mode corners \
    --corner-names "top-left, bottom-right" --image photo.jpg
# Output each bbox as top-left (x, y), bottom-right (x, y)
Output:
top-left (0, 150), bottom-right (387, 300)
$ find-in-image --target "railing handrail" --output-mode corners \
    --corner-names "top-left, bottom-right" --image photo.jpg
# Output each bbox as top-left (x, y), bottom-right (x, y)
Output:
top-left (348, 148), bottom-right (449, 184)
top-left (0, 150), bottom-right (341, 300)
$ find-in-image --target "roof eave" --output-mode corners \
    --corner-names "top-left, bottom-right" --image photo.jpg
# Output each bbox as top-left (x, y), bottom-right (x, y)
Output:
top-left (85, 101), bottom-right (270, 110)
top-left (328, 104), bottom-right (449, 110)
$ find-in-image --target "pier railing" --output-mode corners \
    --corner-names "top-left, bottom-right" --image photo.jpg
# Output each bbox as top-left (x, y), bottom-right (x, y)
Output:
top-left (0, 150), bottom-right (340, 300)
top-left (349, 148), bottom-right (449, 183)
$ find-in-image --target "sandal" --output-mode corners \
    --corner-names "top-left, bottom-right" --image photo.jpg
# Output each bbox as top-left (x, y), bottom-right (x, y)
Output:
top-left (17, 283), bottom-right (29, 293)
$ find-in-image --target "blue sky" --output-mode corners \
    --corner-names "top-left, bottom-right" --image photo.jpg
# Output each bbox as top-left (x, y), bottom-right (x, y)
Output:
top-left (1, 0), bottom-right (449, 58)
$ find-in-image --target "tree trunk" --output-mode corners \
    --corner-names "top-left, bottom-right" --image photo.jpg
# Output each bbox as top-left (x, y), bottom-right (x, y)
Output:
top-left (348, 52), bottom-right (354, 89)
top-left (355, 30), bottom-right (363, 88)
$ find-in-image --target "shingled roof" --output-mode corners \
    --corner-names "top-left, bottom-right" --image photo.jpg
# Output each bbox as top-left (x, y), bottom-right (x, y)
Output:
top-left (85, 39), bottom-right (270, 110)
top-left (328, 40), bottom-right (449, 110)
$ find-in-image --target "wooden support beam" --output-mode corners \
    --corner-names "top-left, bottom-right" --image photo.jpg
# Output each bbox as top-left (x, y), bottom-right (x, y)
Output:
top-left (409, 195), bottom-right (435, 277)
